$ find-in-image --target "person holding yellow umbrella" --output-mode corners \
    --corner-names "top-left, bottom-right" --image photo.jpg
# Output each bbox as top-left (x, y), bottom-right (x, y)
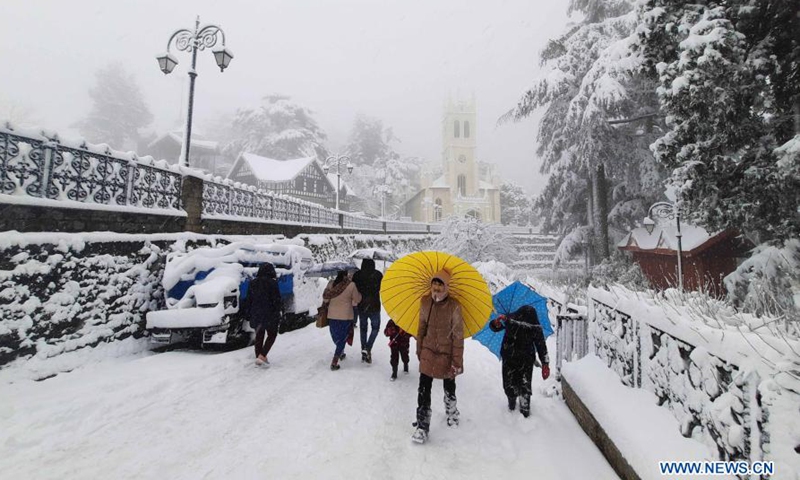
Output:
top-left (381, 251), bottom-right (492, 445)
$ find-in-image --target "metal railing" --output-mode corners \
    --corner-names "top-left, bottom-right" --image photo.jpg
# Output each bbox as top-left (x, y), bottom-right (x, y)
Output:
top-left (1, 124), bottom-right (182, 212)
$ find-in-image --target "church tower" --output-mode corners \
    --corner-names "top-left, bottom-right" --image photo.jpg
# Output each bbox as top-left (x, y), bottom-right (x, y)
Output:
top-left (442, 95), bottom-right (477, 198)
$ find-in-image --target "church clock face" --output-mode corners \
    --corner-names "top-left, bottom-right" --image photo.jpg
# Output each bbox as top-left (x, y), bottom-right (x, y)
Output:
top-left (458, 155), bottom-right (466, 164)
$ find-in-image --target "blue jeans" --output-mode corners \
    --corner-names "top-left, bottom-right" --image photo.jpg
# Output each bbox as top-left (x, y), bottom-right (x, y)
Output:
top-left (329, 319), bottom-right (351, 358)
top-left (358, 310), bottom-right (381, 352)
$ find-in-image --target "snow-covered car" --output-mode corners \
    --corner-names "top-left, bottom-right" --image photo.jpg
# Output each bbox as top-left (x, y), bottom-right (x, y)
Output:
top-left (145, 242), bottom-right (316, 348)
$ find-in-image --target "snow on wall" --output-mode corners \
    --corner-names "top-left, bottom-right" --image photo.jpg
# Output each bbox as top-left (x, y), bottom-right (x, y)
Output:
top-left (587, 285), bottom-right (800, 475)
top-left (0, 234), bottom-right (168, 370)
top-left (0, 231), bottom-right (436, 377)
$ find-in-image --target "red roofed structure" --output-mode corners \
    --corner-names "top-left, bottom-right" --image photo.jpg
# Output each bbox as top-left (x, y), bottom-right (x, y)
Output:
top-left (618, 226), bottom-right (753, 297)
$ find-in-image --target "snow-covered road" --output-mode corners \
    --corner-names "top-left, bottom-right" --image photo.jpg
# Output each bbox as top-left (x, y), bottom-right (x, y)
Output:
top-left (1, 324), bottom-right (619, 480)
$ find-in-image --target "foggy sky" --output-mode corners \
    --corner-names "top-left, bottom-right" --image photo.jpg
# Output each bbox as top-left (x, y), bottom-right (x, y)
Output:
top-left (1, 0), bottom-right (569, 195)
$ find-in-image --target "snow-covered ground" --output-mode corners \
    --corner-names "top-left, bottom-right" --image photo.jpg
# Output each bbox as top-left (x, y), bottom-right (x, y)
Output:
top-left (0, 317), bottom-right (619, 480)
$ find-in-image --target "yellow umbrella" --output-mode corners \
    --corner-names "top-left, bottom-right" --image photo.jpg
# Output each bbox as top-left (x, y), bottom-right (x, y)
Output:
top-left (380, 251), bottom-right (492, 338)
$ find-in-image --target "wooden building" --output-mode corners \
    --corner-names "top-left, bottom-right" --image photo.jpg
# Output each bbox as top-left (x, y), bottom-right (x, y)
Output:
top-left (618, 226), bottom-right (753, 297)
top-left (226, 152), bottom-right (354, 210)
top-left (146, 132), bottom-right (227, 175)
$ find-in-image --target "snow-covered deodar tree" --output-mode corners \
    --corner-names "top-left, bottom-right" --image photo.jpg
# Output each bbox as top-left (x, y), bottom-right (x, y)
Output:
top-left (635, 0), bottom-right (800, 325)
top-left (223, 94), bottom-right (329, 160)
top-left (346, 114), bottom-right (423, 217)
top-left (501, 0), bottom-right (666, 267)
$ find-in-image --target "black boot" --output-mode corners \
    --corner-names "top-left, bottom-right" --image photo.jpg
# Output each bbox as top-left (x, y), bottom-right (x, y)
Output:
top-left (445, 394), bottom-right (460, 427)
top-left (365, 351), bottom-right (372, 364)
top-left (403, 363), bottom-right (409, 373)
top-left (519, 395), bottom-right (531, 418)
top-left (361, 349), bottom-right (368, 363)
top-left (391, 366), bottom-right (398, 381)
top-left (507, 395), bottom-right (516, 411)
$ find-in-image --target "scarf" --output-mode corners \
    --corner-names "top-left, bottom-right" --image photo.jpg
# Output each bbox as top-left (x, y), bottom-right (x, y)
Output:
top-left (323, 278), bottom-right (351, 301)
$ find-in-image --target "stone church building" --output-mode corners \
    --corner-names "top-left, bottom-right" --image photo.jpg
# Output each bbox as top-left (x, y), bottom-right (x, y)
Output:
top-left (404, 97), bottom-right (501, 223)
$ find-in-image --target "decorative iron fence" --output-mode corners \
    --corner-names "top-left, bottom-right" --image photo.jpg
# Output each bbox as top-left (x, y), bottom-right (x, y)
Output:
top-left (202, 179), bottom-right (339, 226)
top-left (1, 125), bottom-right (182, 212)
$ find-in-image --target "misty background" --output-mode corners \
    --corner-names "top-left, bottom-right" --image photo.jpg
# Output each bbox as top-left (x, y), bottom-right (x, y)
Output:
top-left (0, 0), bottom-right (570, 196)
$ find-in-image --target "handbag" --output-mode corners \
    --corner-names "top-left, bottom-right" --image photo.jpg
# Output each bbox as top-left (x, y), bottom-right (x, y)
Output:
top-left (316, 302), bottom-right (329, 328)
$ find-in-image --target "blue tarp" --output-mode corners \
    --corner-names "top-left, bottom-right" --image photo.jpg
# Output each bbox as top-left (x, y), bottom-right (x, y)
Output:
top-left (472, 281), bottom-right (552, 360)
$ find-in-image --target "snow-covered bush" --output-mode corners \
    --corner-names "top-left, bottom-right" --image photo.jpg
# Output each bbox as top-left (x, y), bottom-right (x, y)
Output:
top-left (724, 240), bottom-right (800, 335)
top-left (474, 260), bottom-right (516, 294)
top-left (590, 251), bottom-right (649, 291)
top-left (432, 217), bottom-right (517, 264)
top-left (0, 236), bottom-right (168, 368)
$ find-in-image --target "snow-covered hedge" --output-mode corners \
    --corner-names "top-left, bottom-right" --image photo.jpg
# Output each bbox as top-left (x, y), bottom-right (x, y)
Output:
top-left (0, 232), bottom-right (171, 369)
top-left (588, 285), bottom-right (800, 475)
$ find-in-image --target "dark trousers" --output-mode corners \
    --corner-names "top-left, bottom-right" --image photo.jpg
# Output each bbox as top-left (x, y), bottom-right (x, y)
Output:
top-left (390, 345), bottom-right (410, 372)
top-left (358, 310), bottom-right (381, 352)
top-left (502, 355), bottom-right (534, 399)
top-left (416, 373), bottom-right (456, 431)
top-left (254, 324), bottom-right (278, 358)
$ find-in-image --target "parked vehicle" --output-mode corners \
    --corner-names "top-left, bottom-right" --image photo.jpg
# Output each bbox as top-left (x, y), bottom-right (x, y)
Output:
top-left (146, 242), bottom-right (316, 348)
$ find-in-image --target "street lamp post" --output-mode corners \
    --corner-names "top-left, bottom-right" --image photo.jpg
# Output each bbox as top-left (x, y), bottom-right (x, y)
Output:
top-left (321, 154), bottom-right (353, 211)
top-left (156, 17), bottom-right (233, 168)
top-left (644, 201), bottom-right (683, 291)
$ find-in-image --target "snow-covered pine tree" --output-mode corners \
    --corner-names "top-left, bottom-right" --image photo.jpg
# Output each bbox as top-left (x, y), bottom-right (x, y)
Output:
top-left (223, 94), bottom-right (328, 160)
top-left (503, 0), bottom-right (665, 263)
top-left (346, 115), bottom-right (422, 217)
top-left (500, 182), bottom-right (533, 226)
top-left (75, 63), bottom-right (153, 150)
top-left (636, 0), bottom-right (800, 243)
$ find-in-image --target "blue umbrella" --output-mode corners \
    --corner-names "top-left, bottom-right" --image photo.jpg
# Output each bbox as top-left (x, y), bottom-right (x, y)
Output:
top-left (472, 281), bottom-right (553, 360)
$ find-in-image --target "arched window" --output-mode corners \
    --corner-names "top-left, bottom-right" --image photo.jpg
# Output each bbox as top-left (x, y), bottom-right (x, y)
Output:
top-left (464, 121), bottom-right (470, 138)
top-left (434, 198), bottom-right (443, 222)
top-left (457, 174), bottom-right (466, 196)
top-left (454, 120), bottom-right (460, 138)
top-left (466, 209), bottom-right (480, 220)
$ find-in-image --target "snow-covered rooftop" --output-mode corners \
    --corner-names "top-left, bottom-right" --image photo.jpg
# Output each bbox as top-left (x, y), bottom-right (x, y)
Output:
top-left (239, 153), bottom-right (316, 182)
top-left (325, 173), bottom-right (354, 195)
top-left (148, 131), bottom-right (219, 151)
top-left (617, 224), bottom-right (717, 253)
top-left (431, 175), bottom-right (449, 188)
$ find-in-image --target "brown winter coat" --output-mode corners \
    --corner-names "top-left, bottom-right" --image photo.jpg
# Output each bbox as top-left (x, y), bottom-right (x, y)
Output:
top-left (326, 281), bottom-right (361, 320)
top-left (416, 294), bottom-right (464, 379)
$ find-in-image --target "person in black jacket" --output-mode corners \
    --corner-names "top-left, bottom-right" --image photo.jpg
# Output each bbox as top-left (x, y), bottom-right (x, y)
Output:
top-left (489, 305), bottom-right (550, 417)
top-left (352, 258), bottom-right (383, 364)
top-left (243, 263), bottom-right (284, 366)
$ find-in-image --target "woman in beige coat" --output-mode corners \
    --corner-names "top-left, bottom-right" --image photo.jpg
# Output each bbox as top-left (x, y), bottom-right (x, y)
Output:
top-left (411, 269), bottom-right (464, 444)
top-left (323, 271), bottom-right (362, 371)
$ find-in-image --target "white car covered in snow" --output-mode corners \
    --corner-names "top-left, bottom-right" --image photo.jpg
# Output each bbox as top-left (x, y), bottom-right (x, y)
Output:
top-left (145, 242), bottom-right (316, 348)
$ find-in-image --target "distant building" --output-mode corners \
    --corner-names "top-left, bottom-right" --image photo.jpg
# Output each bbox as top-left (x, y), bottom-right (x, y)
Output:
top-left (618, 226), bottom-right (753, 297)
top-left (226, 152), bottom-right (354, 210)
top-left (404, 96), bottom-right (501, 223)
top-left (146, 131), bottom-right (227, 175)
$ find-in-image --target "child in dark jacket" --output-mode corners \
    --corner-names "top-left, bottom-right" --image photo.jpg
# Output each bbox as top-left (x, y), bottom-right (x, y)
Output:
top-left (384, 319), bottom-right (410, 381)
top-left (489, 305), bottom-right (550, 417)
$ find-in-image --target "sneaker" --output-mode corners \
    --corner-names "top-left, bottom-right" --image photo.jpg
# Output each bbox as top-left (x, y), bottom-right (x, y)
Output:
top-left (361, 350), bottom-right (368, 363)
top-left (330, 363), bottom-right (340, 371)
top-left (365, 351), bottom-right (372, 364)
top-left (391, 372), bottom-right (397, 381)
top-left (411, 428), bottom-right (428, 444)
top-left (339, 353), bottom-right (346, 361)
top-left (255, 355), bottom-right (266, 366)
